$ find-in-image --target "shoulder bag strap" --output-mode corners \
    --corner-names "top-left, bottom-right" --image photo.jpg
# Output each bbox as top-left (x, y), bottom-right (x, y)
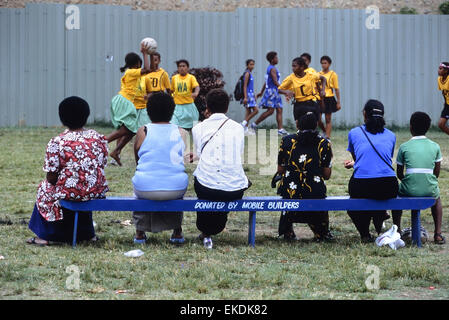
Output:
top-left (359, 126), bottom-right (394, 171)
top-left (200, 118), bottom-right (230, 153)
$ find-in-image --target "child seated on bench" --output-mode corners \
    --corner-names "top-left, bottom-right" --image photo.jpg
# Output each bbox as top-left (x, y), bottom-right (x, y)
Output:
top-left (27, 97), bottom-right (109, 246)
top-left (392, 112), bottom-right (445, 244)
top-left (132, 92), bottom-right (188, 244)
top-left (276, 112), bottom-right (334, 242)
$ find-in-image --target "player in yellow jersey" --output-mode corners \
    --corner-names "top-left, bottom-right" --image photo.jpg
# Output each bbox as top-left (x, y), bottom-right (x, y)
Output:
top-left (319, 56), bottom-right (341, 138)
top-left (106, 44), bottom-right (153, 166)
top-left (144, 52), bottom-right (171, 97)
top-left (170, 59), bottom-right (200, 131)
top-left (108, 53), bottom-right (170, 166)
top-left (301, 52), bottom-right (326, 133)
top-left (278, 57), bottom-right (327, 127)
top-left (437, 62), bottom-right (449, 135)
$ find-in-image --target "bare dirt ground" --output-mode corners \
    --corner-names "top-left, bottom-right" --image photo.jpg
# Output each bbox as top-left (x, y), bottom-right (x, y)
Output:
top-left (1, 0), bottom-right (448, 14)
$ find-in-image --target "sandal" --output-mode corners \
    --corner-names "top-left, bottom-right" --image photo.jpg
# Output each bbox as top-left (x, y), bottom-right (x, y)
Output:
top-left (434, 233), bottom-right (446, 245)
top-left (26, 237), bottom-right (49, 246)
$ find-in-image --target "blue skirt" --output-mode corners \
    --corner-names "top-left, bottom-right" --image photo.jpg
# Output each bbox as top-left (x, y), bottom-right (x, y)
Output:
top-left (28, 204), bottom-right (95, 243)
top-left (259, 87), bottom-right (283, 109)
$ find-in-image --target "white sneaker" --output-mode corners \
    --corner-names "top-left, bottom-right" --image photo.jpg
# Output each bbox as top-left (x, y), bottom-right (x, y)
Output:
top-left (250, 122), bottom-right (257, 131)
top-left (278, 128), bottom-right (289, 136)
top-left (203, 237), bottom-right (213, 249)
top-left (247, 128), bottom-right (256, 136)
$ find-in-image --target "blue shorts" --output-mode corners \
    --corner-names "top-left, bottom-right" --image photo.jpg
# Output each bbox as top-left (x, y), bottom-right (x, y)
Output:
top-left (259, 87), bottom-right (283, 109)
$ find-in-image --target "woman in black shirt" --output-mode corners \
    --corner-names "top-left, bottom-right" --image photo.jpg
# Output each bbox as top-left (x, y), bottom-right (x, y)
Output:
top-left (276, 112), bottom-right (333, 241)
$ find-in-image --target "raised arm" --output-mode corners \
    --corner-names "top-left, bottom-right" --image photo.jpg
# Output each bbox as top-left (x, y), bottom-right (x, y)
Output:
top-left (140, 45), bottom-right (152, 75)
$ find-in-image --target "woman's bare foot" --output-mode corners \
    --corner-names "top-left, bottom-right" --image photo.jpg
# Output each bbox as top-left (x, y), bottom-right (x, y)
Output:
top-left (110, 151), bottom-right (122, 166)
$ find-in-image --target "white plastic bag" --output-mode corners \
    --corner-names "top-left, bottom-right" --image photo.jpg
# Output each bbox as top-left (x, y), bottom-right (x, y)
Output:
top-left (375, 225), bottom-right (405, 250)
top-left (124, 249), bottom-right (144, 258)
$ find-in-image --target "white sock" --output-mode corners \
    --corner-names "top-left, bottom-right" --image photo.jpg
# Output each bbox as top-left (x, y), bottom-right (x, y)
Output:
top-left (241, 120), bottom-right (248, 126)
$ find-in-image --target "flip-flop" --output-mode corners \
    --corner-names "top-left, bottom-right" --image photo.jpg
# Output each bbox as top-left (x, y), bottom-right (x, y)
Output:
top-left (26, 237), bottom-right (49, 246)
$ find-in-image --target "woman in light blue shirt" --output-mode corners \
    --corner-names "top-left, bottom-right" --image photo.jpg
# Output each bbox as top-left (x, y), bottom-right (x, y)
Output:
top-left (344, 100), bottom-right (398, 242)
top-left (132, 92), bottom-right (188, 244)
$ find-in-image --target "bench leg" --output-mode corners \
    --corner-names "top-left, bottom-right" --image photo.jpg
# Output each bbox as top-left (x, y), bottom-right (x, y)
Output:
top-left (248, 211), bottom-right (256, 247)
top-left (411, 210), bottom-right (422, 248)
top-left (72, 211), bottom-right (79, 248)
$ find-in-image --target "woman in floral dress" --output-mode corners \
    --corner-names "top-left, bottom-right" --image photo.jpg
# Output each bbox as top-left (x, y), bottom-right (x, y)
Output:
top-left (27, 96), bottom-right (109, 245)
top-left (276, 111), bottom-right (333, 241)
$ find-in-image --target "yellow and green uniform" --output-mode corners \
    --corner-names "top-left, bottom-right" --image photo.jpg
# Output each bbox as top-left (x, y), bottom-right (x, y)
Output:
top-left (111, 68), bottom-right (144, 133)
top-left (171, 73), bottom-right (200, 105)
top-left (170, 73), bottom-right (200, 129)
top-left (145, 68), bottom-right (171, 93)
top-left (136, 68), bottom-right (171, 126)
top-left (132, 78), bottom-right (148, 110)
top-left (118, 69), bottom-right (146, 107)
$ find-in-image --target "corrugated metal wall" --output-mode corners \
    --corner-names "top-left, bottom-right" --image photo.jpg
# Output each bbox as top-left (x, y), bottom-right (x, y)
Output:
top-left (1, 4), bottom-right (448, 127)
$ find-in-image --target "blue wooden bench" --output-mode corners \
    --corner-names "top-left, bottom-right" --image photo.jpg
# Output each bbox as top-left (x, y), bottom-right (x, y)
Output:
top-left (60, 196), bottom-right (435, 248)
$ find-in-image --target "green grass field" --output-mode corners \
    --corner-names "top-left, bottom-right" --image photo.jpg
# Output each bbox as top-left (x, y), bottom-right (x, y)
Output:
top-left (0, 125), bottom-right (448, 300)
